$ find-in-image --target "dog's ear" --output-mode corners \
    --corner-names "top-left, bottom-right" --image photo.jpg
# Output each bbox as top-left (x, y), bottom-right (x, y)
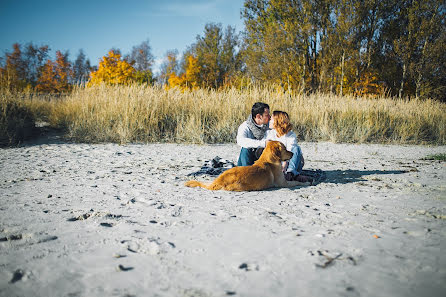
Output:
top-left (272, 142), bottom-right (282, 159)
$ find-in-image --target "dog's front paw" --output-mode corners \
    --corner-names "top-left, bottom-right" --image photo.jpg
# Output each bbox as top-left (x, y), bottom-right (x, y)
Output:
top-left (285, 172), bottom-right (294, 181)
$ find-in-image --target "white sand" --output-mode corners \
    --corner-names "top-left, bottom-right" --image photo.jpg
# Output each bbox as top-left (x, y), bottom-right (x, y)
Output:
top-left (0, 139), bottom-right (445, 297)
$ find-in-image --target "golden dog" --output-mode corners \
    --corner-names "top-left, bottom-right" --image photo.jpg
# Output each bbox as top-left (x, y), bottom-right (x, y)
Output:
top-left (185, 141), bottom-right (310, 191)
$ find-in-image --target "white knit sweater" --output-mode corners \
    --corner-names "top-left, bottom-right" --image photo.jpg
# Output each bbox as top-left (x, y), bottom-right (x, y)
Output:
top-left (236, 121), bottom-right (268, 148)
top-left (265, 129), bottom-right (299, 152)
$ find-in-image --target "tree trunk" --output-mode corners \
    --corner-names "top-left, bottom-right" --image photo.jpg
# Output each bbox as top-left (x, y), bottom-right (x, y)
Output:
top-left (302, 53), bottom-right (306, 93)
top-left (340, 51), bottom-right (345, 96)
top-left (366, 2), bottom-right (377, 70)
top-left (399, 63), bottom-right (406, 98)
top-left (311, 32), bottom-right (317, 91)
top-left (416, 39), bottom-right (429, 98)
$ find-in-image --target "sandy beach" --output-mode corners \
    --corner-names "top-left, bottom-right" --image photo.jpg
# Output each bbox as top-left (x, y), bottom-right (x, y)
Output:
top-left (0, 138), bottom-right (445, 297)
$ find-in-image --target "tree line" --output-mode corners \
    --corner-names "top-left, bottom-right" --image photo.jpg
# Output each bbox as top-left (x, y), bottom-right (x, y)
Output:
top-left (239, 0), bottom-right (445, 100)
top-left (0, 43), bottom-right (92, 92)
top-left (1, 0), bottom-right (444, 100)
top-left (0, 40), bottom-right (154, 93)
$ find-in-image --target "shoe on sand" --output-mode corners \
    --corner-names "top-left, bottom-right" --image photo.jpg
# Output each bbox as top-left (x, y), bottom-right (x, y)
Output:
top-left (294, 174), bottom-right (314, 184)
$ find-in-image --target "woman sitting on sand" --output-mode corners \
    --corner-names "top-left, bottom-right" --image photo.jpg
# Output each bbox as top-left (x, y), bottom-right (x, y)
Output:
top-left (266, 110), bottom-right (313, 183)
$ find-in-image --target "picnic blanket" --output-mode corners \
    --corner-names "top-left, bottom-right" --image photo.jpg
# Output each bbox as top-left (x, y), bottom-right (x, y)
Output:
top-left (187, 156), bottom-right (235, 177)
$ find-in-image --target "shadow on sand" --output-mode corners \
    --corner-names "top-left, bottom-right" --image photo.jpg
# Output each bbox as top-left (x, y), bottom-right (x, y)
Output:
top-left (10, 127), bottom-right (68, 147)
top-left (321, 169), bottom-right (408, 184)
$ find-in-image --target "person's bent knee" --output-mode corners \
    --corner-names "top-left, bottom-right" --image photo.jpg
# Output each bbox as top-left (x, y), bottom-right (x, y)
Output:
top-left (237, 147), bottom-right (256, 166)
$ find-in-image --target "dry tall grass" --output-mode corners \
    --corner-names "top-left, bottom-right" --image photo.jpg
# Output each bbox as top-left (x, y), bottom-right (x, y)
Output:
top-left (2, 84), bottom-right (445, 145)
top-left (0, 91), bottom-right (38, 146)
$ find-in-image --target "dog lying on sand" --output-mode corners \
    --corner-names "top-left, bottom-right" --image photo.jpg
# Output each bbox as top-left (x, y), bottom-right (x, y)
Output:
top-left (185, 141), bottom-right (310, 191)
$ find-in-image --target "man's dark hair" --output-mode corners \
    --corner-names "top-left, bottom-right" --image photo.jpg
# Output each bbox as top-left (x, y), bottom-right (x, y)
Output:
top-left (251, 102), bottom-right (270, 118)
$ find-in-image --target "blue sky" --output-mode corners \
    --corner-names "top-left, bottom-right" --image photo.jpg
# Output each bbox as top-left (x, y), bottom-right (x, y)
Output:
top-left (0, 0), bottom-right (245, 74)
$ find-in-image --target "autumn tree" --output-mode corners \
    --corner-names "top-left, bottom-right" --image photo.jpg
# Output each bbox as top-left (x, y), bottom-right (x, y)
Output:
top-left (0, 43), bottom-right (51, 91)
top-left (240, 0), bottom-right (445, 99)
top-left (24, 43), bottom-right (50, 86)
top-left (173, 23), bottom-right (240, 89)
top-left (36, 51), bottom-right (73, 93)
top-left (327, 0), bottom-right (360, 96)
top-left (126, 39), bottom-right (155, 84)
top-left (168, 54), bottom-right (201, 90)
top-left (54, 51), bottom-right (72, 91)
top-left (73, 49), bottom-right (91, 84)
top-left (194, 23), bottom-right (223, 88)
top-left (159, 49), bottom-right (179, 86)
top-left (196, 24), bottom-right (241, 88)
top-left (89, 50), bottom-right (136, 86)
top-left (377, 0), bottom-right (445, 99)
top-left (127, 39), bottom-right (154, 71)
top-left (242, 0), bottom-right (317, 91)
top-left (220, 25), bottom-right (243, 86)
top-left (35, 60), bottom-right (56, 92)
top-left (0, 43), bottom-right (27, 90)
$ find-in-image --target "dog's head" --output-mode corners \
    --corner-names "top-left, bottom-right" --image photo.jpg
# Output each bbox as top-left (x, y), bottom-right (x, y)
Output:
top-left (264, 141), bottom-right (293, 162)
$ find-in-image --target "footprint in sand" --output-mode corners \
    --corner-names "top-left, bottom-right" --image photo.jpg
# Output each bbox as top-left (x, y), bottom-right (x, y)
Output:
top-left (1, 232), bottom-right (57, 245)
top-left (238, 262), bottom-right (259, 271)
top-left (309, 250), bottom-right (357, 268)
top-left (67, 213), bottom-right (92, 221)
top-left (117, 264), bottom-right (134, 272)
top-left (172, 206), bottom-right (183, 217)
top-left (100, 222), bottom-right (114, 227)
top-left (68, 212), bottom-right (124, 222)
top-left (120, 237), bottom-right (175, 255)
top-left (37, 235), bottom-right (58, 243)
top-left (113, 254), bottom-right (127, 258)
top-left (10, 269), bottom-right (25, 283)
top-left (0, 234), bottom-right (23, 241)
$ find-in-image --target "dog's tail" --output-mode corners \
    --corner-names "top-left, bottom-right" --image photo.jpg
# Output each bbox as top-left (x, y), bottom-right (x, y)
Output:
top-left (185, 180), bottom-right (210, 189)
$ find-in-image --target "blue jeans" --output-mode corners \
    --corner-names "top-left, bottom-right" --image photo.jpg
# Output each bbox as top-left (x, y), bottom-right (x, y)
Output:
top-left (286, 146), bottom-right (304, 175)
top-left (237, 147), bottom-right (258, 166)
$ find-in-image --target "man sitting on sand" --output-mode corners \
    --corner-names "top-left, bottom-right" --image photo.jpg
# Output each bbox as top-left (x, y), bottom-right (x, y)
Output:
top-left (236, 102), bottom-right (271, 166)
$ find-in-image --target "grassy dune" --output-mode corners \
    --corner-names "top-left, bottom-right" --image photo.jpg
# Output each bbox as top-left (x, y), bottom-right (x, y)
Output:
top-left (1, 85), bottom-right (445, 145)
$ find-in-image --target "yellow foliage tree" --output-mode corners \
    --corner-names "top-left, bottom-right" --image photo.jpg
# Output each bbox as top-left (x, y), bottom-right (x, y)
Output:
top-left (184, 55), bottom-right (200, 88)
top-left (89, 50), bottom-right (135, 86)
top-left (167, 55), bottom-right (201, 90)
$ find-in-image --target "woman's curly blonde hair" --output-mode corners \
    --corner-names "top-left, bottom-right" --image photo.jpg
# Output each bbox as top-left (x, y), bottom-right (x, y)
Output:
top-left (272, 110), bottom-right (292, 137)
